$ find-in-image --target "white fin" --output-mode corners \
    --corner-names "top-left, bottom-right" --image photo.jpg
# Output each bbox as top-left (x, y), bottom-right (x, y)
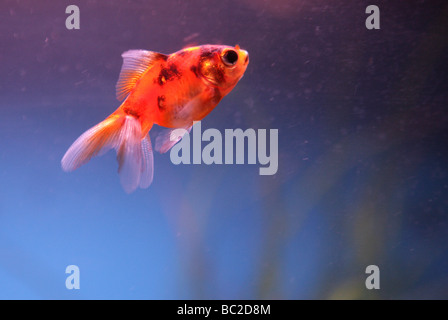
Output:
top-left (62, 115), bottom-right (124, 172)
top-left (116, 116), bottom-right (152, 193)
top-left (116, 50), bottom-right (168, 101)
top-left (62, 114), bottom-right (154, 193)
top-left (155, 125), bottom-right (192, 154)
top-left (139, 134), bottom-right (154, 189)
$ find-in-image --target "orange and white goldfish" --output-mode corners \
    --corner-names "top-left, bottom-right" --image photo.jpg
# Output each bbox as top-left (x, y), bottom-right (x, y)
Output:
top-left (61, 44), bottom-right (249, 192)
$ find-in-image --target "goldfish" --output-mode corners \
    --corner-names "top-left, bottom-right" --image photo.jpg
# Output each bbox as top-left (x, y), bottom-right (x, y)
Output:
top-left (61, 44), bottom-right (249, 193)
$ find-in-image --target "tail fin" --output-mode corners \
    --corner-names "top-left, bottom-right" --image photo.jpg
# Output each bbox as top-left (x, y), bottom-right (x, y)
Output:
top-left (61, 114), bottom-right (154, 193)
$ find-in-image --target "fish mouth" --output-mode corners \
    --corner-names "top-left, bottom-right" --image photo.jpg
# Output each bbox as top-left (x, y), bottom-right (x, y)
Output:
top-left (240, 50), bottom-right (249, 65)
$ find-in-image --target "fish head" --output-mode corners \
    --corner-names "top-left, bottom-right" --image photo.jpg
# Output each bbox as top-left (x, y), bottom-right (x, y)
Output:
top-left (198, 45), bottom-right (249, 93)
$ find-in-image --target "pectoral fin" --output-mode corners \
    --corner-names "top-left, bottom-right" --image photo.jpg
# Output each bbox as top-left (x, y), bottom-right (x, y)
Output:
top-left (155, 125), bottom-right (192, 154)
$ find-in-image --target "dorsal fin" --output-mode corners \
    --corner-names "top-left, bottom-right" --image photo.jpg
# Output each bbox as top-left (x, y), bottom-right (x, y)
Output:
top-left (116, 50), bottom-right (168, 101)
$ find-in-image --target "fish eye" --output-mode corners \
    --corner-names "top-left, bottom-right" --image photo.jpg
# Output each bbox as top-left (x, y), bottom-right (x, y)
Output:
top-left (222, 50), bottom-right (238, 66)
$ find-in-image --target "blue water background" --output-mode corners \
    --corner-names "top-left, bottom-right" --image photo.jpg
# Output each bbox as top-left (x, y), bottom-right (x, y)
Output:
top-left (0, 0), bottom-right (448, 299)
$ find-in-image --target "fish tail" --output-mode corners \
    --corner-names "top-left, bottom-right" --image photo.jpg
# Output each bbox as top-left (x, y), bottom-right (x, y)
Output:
top-left (61, 113), bottom-right (154, 193)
